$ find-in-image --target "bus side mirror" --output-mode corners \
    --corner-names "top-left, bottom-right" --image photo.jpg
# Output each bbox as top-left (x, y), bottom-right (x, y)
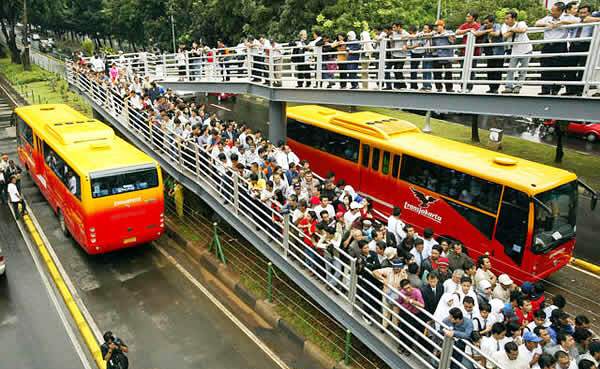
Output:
top-left (592, 196), bottom-right (598, 211)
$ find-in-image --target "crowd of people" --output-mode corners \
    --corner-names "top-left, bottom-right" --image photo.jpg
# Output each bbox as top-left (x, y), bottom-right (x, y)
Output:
top-left (71, 34), bottom-right (598, 369)
top-left (0, 153), bottom-right (26, 219)
top-left (81, 3), bottom-right (600, 97)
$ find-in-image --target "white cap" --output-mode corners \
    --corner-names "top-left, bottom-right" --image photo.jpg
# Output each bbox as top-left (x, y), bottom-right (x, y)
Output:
top-left (350, 201), bottom-right (360, 210)
top-left (479, 280), bottom-right (492, 290)
top-left (498, 274), bottom-right (513, 286)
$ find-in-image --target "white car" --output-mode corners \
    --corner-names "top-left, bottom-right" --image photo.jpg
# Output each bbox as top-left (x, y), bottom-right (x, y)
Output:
top-left (0, 246), bottom-right (5, 275)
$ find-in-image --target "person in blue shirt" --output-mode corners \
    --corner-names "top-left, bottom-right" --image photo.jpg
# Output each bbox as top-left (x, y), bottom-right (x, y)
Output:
top-left (346, 31), bottom-right (362, 89)
top-left (442, 307), bottom-right (474, 369)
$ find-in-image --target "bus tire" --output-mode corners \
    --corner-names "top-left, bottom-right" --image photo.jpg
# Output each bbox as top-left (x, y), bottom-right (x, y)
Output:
top-left (58, 209), bottom-right (69, 237)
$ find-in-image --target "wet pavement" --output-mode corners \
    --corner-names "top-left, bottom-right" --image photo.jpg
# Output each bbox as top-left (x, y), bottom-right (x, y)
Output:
top-left (0, 135), bottom-right (92, 369)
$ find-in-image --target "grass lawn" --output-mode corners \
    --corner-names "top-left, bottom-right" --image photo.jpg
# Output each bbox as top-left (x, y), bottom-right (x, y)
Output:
top-left (0, 58), bottom-right (91, 116)
top-left (360, 107), bottom-right (600, 190)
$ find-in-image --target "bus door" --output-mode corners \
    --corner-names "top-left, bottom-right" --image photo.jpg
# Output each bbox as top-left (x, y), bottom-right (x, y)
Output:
top-left (359, 143), bottom-right (372, 194)
top-left (359, 143), bottom-right (388, 203)
top-left (493, 187), bottom-right (530, 280)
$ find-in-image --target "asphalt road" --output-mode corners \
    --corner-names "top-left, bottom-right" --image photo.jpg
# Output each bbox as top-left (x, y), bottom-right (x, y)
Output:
top-left (0, 133), bottom-right (92, 369)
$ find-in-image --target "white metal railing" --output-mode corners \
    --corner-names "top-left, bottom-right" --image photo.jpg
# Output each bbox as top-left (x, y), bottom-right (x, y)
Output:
top-left (66, 63), bottom-right (513, 369)
top-left (79, 22), bottom-right (600, 97)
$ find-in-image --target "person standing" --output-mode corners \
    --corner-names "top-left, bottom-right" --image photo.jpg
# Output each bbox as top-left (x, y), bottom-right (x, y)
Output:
top-left (455, 11), bottom-right (481, 92)
top-left (535, 3), bottom-right (571, 95)
top-left (331, 33), bottom-right (349, 88)
top-left (360, 30), bottom-right (374, 89)
top-left (101, 331), bottom-right (129, 369)
top-left (501, 11), bottom-right (532, 94)
top-left (7, 175), bottom-right (26, 219)
top-left (291, 30), bottom-right (310, 88)
top-left (432, 20), bottom-right (456, 93)
top-left (385, 21), bottom-right (409, 90)
top-left (565, 5), bottom-right (600, 95)
top-left (346, 31), bottom-right (361, 89)
top-left (420, 24), bottom-right (435, 91)
top-left (406, 25), bottom-right (425, 90)
top-left (473, 15), bottom-right (504, 93)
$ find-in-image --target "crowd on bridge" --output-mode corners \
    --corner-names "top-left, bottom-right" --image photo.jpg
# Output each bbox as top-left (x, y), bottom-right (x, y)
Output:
top-left (78, 3), bottom-right (600, 97)
top-left (70, 42), bottom-right (599, 369)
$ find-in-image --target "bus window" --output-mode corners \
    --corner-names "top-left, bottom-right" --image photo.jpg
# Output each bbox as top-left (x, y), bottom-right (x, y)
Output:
top-left (286, 119), bottom-right (359, 162)
top-left (44, 141), bottom-right (81, 200)
top-left (16, 116), bottom-right (33, 146)
top-left (400, 155), bottom-right (501, 213)
top-left (91, 166), bottom-right (159, 198)
top-left (372, 148), bottom-right (380, 171)
top-left (392, 154), bottom-right (401, 178)
top-left (382, 151), bottom-right (390, 175)
top-left (495, 187), bottom-right (529, 265)
top-left (361, 144), bottom-right (370, 167)
top-left (448, 200), bottom-right (495, 239)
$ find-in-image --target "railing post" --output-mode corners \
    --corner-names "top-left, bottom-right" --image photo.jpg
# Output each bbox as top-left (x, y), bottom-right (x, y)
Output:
top-left (377, 39), bottom-right (387, 90)
top-left (348, 258), bottom-right (358, 310)
top-left (461, 33), bottom-right (475, 92)
top-left (315, 46), bottom-right (323, 87)
top-left (194, 144), bottom-right (202, 178)
top-left (142, 52), bottom-right (149, 76)
top-left (438, 335), bottom-right (455, 369)
top-left (282, 214), bottom-right (290, 259)
top-left (185, 50), bottom-right (190, 81)
top-left (582, 24), bottom-right (600, 96)
top-left (267, 262), bottom-right (273, 303)
top-left (344, 329), bottom-right (352, 366)
top-left (162, 53), bottom-right (167, 78)
top-left (233, 174), bottom-right (240, 215)
top-left (247, 48), bottom-right (252, 80)
top-left (268, 50), bottom-right (274, 86)
top-left (176, 139), bottom-right (183, 169)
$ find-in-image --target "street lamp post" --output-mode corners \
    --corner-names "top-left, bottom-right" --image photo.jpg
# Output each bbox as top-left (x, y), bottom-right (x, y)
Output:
top-left (23, 0), bottom-right (31, 70)
top-left (170, 14), bottom-right (176, 53)
top-left (436, 0), bottom-right (442, 19)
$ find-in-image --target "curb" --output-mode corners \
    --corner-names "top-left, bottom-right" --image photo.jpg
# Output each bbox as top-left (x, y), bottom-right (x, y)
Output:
top-left (571, 257), bottom-right (600, 275)
top-left (166, 222), bottom-right (346, 369)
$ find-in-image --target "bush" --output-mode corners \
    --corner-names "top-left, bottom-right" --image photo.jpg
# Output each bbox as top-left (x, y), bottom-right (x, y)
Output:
top-left (81, 38), bottom-right (94, 56)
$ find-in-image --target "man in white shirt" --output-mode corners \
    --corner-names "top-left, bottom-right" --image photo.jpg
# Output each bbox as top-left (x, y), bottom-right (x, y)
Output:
top-left (501, 11), bottom-right (532, 94)
top-left (7, 175), bottom-right (26, 219)
top-left (535, 3), bottom-right (572, 95)
top-left (422, 228), bottom-right (438, 256)
top-left (482, 322), bottom-right (511, 367)
top-left (344, 202), bottom-right (362, 229)
top-left (314, 196), bottom-right (335, 221)
top-left (491, 341), bottom-right (530, 369)
top-left (554, 350), bottom-right (577, 369)
top-left (385, 21), bottom-right (410, 90)
top-left (387, 206), bottom-right (405, 246)
top-left (443, 268), bottom-right (464, 294)
top-left (519, 331), bottom-right (543, 368)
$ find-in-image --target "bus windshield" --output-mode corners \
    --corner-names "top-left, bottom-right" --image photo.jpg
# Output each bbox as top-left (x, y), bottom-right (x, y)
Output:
top-left (533, 181), bottom-right (577, 253)
top-left (90, 164), bottom-right (159, 198)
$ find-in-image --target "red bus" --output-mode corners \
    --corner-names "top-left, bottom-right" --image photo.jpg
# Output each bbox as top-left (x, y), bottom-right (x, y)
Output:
top-left (15, 104), bottom-right (164, 254)
top-left (286, 105), bottom-right (595, 283)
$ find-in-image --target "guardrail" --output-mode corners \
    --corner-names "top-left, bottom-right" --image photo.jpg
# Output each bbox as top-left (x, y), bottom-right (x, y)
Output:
top-left (66, 63), bottom-right (510, 369)
top-left (97, 22), bottom-right (600, 97)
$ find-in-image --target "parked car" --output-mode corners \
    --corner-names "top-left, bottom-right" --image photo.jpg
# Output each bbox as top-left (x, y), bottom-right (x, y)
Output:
top-left (209, 92), bottom-right (236, 102)
top-left (0, 246), bottom-right (5, 276)
top-left (543, 120), bottom-right (600, 142)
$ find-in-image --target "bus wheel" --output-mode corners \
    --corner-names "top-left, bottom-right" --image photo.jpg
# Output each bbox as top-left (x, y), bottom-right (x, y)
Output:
top-left (58, 209), bottom-right (69, 237)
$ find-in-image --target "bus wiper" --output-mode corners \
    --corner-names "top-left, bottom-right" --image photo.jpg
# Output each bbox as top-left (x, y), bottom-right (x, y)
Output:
top-left (532, 196), bottom-right (552, 215)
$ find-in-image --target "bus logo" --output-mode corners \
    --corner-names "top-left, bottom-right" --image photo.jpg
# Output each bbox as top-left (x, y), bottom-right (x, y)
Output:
top-left (410, 188), bottom-right (438, 209)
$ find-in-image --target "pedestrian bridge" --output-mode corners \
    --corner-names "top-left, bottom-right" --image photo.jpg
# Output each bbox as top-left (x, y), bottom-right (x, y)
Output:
top-left (100, 21), bottom-right (600, 141)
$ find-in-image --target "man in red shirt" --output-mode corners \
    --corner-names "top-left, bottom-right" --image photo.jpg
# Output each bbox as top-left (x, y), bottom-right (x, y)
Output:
top-left (455, 11), bottom-right (481, 92)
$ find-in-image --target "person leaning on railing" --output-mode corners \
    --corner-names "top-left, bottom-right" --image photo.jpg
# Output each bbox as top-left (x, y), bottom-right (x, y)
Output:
top-left (565, 4), bottom-right (600, 96)
top-left (431, 20), bottom-right (456, 93)
top-left (501, 11), bottom-right (532, 94)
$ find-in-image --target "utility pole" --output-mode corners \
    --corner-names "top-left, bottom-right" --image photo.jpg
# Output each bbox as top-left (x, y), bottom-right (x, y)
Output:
top-left (436, 0), bottom-right (442, 20)
top-left (23, 0), bottom-right (31, 70)
top-left (171, 14), bottom-right (176, 53)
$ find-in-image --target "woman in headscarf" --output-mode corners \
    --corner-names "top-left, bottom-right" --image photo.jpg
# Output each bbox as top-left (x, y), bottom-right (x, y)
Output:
top-left (346, 31), bottom-right (361, 89)
top-left (360, 30), bottom-right (374, 89)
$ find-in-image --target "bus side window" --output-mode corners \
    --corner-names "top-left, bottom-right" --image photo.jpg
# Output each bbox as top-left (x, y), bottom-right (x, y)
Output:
top-left (361, 144), bottom-right (370, 167)
top-left (371, 148), bottom-right (380, 171)
top-left (382, 151), bottom-right (390, 175)
top-left (16, 116), bottom-right (33, 146)
top-left (392, 154), bottom-right (401, 178)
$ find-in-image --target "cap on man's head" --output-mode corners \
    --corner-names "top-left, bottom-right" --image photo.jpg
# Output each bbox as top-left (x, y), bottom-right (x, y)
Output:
top-left (438, 257), bottom-right (449, 267)
top-left (391, 259), bottom-right (404, 269)
top-left (479, 280), bottom-right (492, 290)
top-left (498, 274), bottom-right (513, 286)
top-left (523, 331), bottom-right (543, 343)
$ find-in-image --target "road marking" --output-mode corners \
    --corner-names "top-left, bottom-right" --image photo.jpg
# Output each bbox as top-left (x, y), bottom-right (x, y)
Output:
top-left (210, 103), bottom-right (232, 112)
top-left (9, 206), bottom-right (94, 369)
top-left (154, 244), bottom-right (292, 369)
top-left (567, 263), bottom-right (600, 280)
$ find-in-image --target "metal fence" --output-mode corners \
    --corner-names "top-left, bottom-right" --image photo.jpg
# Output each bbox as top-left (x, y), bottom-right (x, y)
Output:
top-left (30, 51), bottom-right (67, 78)
top-left (66, 63), bottom-right (515, 369)
top-left (93, 22), bottom-right (600, 98)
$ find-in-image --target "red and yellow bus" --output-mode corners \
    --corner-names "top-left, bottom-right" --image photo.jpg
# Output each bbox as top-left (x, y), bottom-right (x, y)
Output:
top-left (15, 104), bottom-right (164, 254)
top-left (287, 105), bottom-right (588, 283)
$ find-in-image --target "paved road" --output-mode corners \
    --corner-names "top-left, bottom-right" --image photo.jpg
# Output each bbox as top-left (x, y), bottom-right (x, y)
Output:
top-left (0, 136), bottom-right (92, 369)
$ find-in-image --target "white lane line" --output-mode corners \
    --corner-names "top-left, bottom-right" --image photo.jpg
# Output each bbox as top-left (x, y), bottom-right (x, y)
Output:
top-left (154, 244), bottom-right (291, 369)
top-left (9, 207), bottom-right (94, 369)
top-left (566, 263), bottom-right (600, 280)
top-left (210, 103), bottom-right (232, 112)
top-left (25, 206), bottom-right (105, 342)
